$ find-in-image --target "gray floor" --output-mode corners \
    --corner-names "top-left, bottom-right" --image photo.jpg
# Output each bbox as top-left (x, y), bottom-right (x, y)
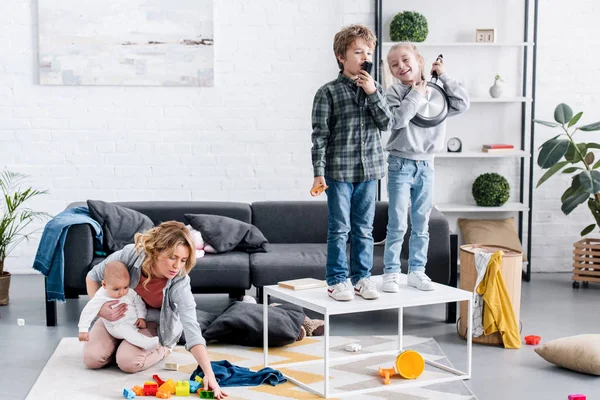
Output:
top-left (0, 273), bottom-right (598, 400)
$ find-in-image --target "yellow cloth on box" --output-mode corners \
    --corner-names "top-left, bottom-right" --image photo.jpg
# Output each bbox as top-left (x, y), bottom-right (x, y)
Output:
top-left (476, 250), bottom-right (521, 349)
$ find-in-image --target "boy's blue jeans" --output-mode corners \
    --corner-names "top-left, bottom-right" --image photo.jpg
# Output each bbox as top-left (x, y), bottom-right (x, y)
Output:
top-left (325, 177), bottom-right (377, 286)
top-left (384, 155), bottom-right (434, 275)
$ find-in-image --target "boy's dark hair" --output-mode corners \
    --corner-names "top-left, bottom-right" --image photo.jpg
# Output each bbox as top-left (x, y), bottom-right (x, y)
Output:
top-left (333, 24), bottom-right (377, 72)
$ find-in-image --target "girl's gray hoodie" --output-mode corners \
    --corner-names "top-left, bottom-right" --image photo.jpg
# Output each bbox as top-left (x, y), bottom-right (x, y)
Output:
top-left (386, 74), bottom-right (470, 161)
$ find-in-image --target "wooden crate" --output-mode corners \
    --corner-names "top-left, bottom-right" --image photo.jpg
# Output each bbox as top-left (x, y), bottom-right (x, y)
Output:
top-left (458, 244), bottom-right (523, 346)
top-left (573, 238), bottom-right (600, 286)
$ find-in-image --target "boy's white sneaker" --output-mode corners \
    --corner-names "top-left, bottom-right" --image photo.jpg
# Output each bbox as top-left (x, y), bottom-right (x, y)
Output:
top-left (354, 277), bottom-right (380, 300)
top-left (407, 271), bottom-right (434, 291)
top-left (328, 281), bottom-right (354, 301)
top-left (382, 272), bottom-right (401, 293)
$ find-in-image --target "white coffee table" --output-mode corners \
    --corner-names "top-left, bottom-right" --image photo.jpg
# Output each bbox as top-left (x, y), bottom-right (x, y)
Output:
top-left (263, 274), bottom-right (473, 398)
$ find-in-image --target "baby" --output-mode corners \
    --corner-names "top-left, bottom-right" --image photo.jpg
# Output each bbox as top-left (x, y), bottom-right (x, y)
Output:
top-left (78, 261), bottom-right (159, 350)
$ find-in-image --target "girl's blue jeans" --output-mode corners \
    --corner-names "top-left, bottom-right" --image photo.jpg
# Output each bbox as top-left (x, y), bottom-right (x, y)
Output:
top-left (383, 155), bottom-right (434, 274)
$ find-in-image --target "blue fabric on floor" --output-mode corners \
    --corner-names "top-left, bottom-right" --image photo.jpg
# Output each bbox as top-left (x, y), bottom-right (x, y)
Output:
top-left (32, 207), bottom-right (102, 302)
top-left (190, 360), bottom-right (287, 387)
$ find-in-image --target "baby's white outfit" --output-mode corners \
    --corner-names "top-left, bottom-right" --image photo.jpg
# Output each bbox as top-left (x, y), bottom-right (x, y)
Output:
top-left (78, 287), bottom-right (159, 350)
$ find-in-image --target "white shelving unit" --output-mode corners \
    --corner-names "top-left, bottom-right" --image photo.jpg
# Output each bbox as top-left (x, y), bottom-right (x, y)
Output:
top-left (375, 0), bottom-right (538, 281)
top-left (382, 42), bottom-right (534, 48)
top-left (436, 202), bottom-right (529, 213)
top-left (436, 150), bottom-right (530, 159)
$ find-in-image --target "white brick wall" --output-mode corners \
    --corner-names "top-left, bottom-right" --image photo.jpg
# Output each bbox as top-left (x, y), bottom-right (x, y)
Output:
top-left (0, 0), bottom-right (597, 273)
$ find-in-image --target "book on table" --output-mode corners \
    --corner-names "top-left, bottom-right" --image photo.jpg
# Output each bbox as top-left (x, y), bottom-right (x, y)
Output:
top-left (278, 278), bottom-right (327, 290)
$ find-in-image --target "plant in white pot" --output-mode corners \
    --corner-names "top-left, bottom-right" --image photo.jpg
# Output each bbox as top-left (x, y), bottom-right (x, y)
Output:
top-left (0, 171), bottom-right (50, 305)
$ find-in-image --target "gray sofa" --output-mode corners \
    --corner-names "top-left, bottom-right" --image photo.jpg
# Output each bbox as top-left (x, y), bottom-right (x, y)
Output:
top-left (46, 201), bottom-right (455, 326)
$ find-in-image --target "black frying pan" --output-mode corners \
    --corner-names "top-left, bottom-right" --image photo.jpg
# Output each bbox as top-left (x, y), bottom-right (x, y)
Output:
top-left (411, 54), bottom-right (449, 128)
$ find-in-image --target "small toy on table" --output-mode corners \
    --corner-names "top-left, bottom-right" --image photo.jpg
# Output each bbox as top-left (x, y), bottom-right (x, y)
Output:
top-left (524, 335), bottom-right (541, 345)
top-left (122, 388), bottom-right (135, 399)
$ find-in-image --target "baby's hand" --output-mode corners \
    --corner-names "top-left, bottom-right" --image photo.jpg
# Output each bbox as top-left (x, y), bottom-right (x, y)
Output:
top-left (430, 57), bottom-right (446, 77)
top-left (79, 332), bottom-right (89, 342)
top-left (135, 318), bottom-right (147, 329)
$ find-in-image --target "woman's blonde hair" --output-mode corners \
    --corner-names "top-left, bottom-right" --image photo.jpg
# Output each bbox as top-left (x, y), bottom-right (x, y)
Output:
top-left (333, 24), bottom-right (377, 71)
top-left (134, 221), bottom-right (196, 288)
top-left (387, 42), bottom-right (426, 81)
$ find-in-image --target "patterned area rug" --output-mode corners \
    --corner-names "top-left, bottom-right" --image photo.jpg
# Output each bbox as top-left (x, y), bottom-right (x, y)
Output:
top-left (26, 335), bottom-right (476, 399)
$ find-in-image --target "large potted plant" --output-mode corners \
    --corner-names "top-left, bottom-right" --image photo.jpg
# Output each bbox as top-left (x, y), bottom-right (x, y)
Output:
top-left (535, 103), bottom-right (600, 288)
top-left (0, 171), bottom-right (49, 305)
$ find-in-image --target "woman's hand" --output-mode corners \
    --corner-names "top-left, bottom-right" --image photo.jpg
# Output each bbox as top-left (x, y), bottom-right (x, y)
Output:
top-left (357, 70), bottom-right (376, 95)
top-left (97, 300), bottom-right (127, 322)
top-left (430, 57), bottom-right (446, 77)
top-left (203, 374), bottom-right (228, 398)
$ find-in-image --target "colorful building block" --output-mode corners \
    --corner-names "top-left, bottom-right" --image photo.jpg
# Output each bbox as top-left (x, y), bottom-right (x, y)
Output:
top-left (156, 390), bottom-right (171, 399)
top-left (153, 374), bottom-right (166, 386)
top-left (198, 390), bottom-right (215, 399)
top-left (194, 376), bottom-right (204, 384)
top-left (131, 386), bottom-right (144, 396)
top-left (524, 335), bottom-right (541, 345)
top-left (188, 380), bottom-right (201, 393)
top-left (143, 381), bottom-right (158, 396)
top-left (164, 362), bottom-right (179, 370)
top-left (122, 388), bottom-right (135, 399)
top-left (568, 395), bottom-right (586, 400)
top-left (175, 380), bottom-right (190, 396)
top-left (158, 379), bottom-right (176, 395)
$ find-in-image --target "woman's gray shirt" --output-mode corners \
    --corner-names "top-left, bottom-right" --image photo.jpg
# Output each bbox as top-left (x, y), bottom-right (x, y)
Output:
top-left (87, 244), bottom-right (206, 351)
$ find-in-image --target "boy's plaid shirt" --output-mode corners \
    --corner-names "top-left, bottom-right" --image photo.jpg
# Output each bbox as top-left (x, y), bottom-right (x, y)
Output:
top-left (311, 73), bottom-right (393, 183)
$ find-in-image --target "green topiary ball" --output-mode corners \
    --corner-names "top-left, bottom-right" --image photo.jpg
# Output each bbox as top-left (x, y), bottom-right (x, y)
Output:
top-left (390, 11), bottom-right (428, 42)
top-left (472, 173), bottom-right (510, 207)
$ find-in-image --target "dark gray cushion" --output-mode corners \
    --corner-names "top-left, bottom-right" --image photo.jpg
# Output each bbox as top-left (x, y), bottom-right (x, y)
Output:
top-left (185, 214), bottom-right (268, 253)
top-left (189, 252), bottom-right (251, 290)
top-left (250, 243), bottom-right (389, 287)
top-left (87, 200), bottom-right (154, 252)
top-left (113, 201), bottom-right (252, 225)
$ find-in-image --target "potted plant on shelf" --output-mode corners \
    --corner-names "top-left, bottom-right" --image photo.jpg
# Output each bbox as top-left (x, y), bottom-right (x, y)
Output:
top-left (534, 103), bottom-right (600, 288)
top-left (0, 171), bottom-right (50, 305)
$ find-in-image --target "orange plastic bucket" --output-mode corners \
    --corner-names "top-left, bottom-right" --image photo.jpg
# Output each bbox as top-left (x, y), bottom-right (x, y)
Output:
top-left (395, 350), bottom-right (424, 379)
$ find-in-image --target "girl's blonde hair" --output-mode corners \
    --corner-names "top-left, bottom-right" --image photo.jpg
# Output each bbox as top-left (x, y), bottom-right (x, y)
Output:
top-left (387, 42), bottom-right (426, 81)
top-left (134, 221), bottom-right (196, 288)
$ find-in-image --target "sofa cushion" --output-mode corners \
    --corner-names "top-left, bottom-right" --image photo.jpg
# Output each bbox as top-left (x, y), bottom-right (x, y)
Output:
top-left (185, 214), bottom-right (268, 253)
top-left (87, 200), bottom-right (154, 252)
top-left (189, 252), bottom-right (251, 290)
top-left (250, 244), bottom-right (389, 287)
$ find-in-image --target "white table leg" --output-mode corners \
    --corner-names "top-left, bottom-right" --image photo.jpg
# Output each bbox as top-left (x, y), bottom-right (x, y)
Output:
top-left (398, 307), bottom-right (403, 351)
top-left (324, 312), bottom-right (329, 398)
top-left (467, 297), bottom-right (473, 378)
top-left (263, 295), bottom-right (268, 367)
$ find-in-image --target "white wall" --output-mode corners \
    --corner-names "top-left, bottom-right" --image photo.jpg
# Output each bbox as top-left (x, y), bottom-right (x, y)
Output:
top-left (1, 0), bottom-right (597, 274)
